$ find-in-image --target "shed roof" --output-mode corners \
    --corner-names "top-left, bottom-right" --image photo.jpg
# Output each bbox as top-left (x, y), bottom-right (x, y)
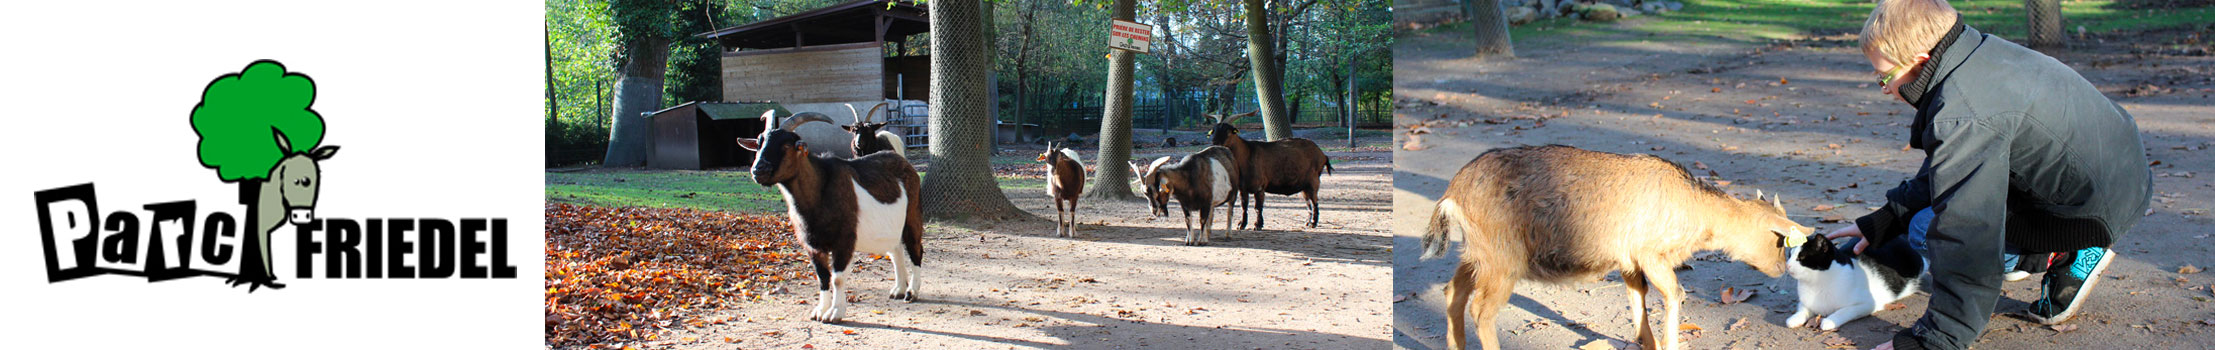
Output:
top-left (646, 101), bottom-right (786, 121)
top-left (696, 0), bottom-right (929, 50)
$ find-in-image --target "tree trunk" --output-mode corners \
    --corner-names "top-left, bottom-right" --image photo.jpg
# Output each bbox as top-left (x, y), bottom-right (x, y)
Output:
top-left (1243, 0), bottom-right (1293, 141)
top-left (1013, 1), bottom-right (1039, 146)
top-left (545, 27), bottom-right (559, 124)
top-left (1088, 0), bottom-right (1141, 201)
top-left (602, 36), bottom-right (669, 167)
top-left (1468, 0), bottom-right (1515, 57)
top-left (921, 0), bottom-right (1023, 220)
top-left (2026, 0), bottom-right (2064, 49)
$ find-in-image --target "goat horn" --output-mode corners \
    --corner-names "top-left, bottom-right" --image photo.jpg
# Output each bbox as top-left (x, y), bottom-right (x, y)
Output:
top-left (1772, 194), bottom-right (1784, 210)
top-left (863, 102), bottom-right (890, 124)
top-left (781, 112), bottom-right (835, 132)
top-left (1754, 189), bottom-right (1763, 200)
top-left (845, 103), bottom-right (862, 124)
top-left (1231, 111), bottom-right (1256, 123)
top-left (760, 110), bottom-right (780, 130)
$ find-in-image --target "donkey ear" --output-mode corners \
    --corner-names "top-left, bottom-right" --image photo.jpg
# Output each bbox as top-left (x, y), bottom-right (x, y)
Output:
top-left (309, 146), bottom-right (340, 160)
top-left (737, 138), bottom-right (763, 151)
top-left (273, 128), bottom-right (294, 154)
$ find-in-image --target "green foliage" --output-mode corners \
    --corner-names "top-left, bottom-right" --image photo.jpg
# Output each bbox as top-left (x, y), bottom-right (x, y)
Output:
top-left (664, 0), bottom-right (728, 105)
top-left (191, 61), bottom-right (325, 181)
top-left (991, 0), bottom-right (1392, 133)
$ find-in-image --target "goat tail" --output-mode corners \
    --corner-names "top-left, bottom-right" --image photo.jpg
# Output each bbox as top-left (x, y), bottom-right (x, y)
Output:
top-left (877, 130), bottom-right (905, 157)
top-left (1420, 198), bottom-right (1463, 259)
top-left (1322, 155), bottom-right (1334, 175)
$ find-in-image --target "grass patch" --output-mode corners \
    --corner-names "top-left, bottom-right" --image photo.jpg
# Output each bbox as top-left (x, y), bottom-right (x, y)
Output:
top-left (547, 171), bottom-right (786, 214)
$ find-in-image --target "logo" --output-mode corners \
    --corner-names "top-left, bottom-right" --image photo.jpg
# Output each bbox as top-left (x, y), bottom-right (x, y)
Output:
top-left (33, 60), bottom-right (517, 291)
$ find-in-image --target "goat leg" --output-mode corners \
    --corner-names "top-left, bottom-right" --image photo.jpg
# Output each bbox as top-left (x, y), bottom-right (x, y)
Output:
top-left (808, 252), bottom-right (833, 322)
top-left (1305, 188), bottom-right (1320, 228)
top-left (1445, 262), bottom-right (1475, 350)
top-left (1642, 265), bottom-right (1686, 350)
top-left (1183, 210), bottom-right (1202, 246)
top-left (1252, 192), bottom-right (1267, 231)
top-left (1623, 270), bottom-right (1656, 350)
top-left (1199, 205), bottom-right (1213, 245)
top-left (1237, 191), bottom-right (1250, 230)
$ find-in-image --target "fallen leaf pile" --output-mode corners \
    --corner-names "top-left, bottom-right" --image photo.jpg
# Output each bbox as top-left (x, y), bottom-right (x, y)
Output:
top-left (546, 203), bottom-right (805, 347)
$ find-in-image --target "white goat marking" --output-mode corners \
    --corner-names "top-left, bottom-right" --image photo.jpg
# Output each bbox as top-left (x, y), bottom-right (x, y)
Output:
top-left (1060, 148), bottom-right (1083, 166)
top-left (851, 180), bottom-right (908, 255)
top-left (776, 185), bottom-right (807, 240)
top-left (1209, 159), bottom-right (1234, 207)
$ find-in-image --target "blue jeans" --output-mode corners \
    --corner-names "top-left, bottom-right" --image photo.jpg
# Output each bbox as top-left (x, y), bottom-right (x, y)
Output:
top-left (1906, 208), bottom-right (2024, 260)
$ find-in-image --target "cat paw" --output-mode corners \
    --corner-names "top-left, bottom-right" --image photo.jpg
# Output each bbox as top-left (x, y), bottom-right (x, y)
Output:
top-left (1818, 319), bottom-right (1843, 331)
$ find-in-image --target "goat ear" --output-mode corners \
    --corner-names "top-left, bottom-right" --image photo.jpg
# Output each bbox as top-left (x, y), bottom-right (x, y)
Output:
top-left (841, 125), bottom-right (857, 132)
top-left (1772, 227), bottom-right (1807, 247)
top-left (309, 146), bottom-right (340, 160)
top-left (737, 138), bottom-right (762, 151)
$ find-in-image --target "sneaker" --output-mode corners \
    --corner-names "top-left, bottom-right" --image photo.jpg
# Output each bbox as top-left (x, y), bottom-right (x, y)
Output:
top-left (2002, 252), bottom-right (2053, 282)
top-left (2026, 247), bottom-right (2114, 325)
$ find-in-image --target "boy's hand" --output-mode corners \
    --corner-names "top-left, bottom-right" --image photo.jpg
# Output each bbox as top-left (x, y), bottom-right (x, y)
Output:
top-left (1826, 225), bottom-right (1870, 254)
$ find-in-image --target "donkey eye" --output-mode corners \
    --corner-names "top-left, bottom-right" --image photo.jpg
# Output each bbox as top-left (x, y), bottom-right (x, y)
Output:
top-left (295, 178), bottom-right (312, 186)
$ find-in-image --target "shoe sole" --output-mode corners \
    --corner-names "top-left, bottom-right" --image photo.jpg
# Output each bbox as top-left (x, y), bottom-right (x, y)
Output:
top-left (2036, 250), bottom-right (2114, 325)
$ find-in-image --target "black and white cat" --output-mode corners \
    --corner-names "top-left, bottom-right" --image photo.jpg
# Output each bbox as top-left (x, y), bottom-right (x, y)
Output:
top-left (1785, 234), bottom-right (1926, 331)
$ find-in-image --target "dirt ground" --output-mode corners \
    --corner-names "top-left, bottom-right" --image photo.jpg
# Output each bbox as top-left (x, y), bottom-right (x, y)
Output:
top-left (1391, 23), bottom-right (2215, 349)
top-left (619, 137), bottom-right (1396, 349)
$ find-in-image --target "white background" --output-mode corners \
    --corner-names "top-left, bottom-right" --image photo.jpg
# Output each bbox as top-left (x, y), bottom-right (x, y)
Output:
top-left (0, 1), bottom-right (544, 348)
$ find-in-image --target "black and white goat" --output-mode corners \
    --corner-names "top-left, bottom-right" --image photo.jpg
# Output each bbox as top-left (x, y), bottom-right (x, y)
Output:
top-left (1207, 112), bottom-right (1333, 230)
top-left (1037, 142), bottom-right (1084, 237)
top-left (840, 102), bottom-right (905, 156)
top-left (737, 110), bottom-right (924, 324)
top-left (1135, 146), bottom-right (1240, 246)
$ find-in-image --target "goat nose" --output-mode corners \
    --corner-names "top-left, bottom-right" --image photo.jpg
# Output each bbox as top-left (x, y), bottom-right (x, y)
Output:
top-left (288, 209), bottom-right (315, 225)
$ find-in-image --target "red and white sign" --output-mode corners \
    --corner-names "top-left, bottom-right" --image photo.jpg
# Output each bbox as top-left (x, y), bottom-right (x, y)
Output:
top-left (1108, 20), bottom-right (1152, 53)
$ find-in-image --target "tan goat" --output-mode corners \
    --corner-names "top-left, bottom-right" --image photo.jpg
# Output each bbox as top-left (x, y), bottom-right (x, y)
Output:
top-left (1418, 145), bottom-right (1809, 350)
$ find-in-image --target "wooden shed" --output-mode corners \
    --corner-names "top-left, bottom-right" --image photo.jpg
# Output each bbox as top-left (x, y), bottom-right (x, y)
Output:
top-left (699, 0), bottom-right (931, 104)
top-left (645, 102), bottom-right (783, 170)
top-left (695, 0), bottom-right (934, 153)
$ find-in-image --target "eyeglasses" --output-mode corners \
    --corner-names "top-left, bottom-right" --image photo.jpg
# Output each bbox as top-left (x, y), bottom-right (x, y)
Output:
top-left (1876, 63), bottom-right (1911, 88)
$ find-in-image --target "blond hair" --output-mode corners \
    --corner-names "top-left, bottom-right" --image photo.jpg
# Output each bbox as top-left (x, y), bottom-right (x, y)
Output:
top-left (1860, 0), bottom-right (1960, 66)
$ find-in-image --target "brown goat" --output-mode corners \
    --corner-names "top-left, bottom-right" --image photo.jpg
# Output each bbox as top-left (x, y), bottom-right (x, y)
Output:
top-left (1207, 112), bottom-right (1333, 230)
top-left (1135, 146), bottom-right (1239, 245)
top-left (1418, 145), bottom-right (1808, 350)
top-left (840, 102), bottom-right (903, 156)
top-left (737, 111), bottom-right (925, 324)
top-left (1037, 142), bottom-right (1084, 237)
